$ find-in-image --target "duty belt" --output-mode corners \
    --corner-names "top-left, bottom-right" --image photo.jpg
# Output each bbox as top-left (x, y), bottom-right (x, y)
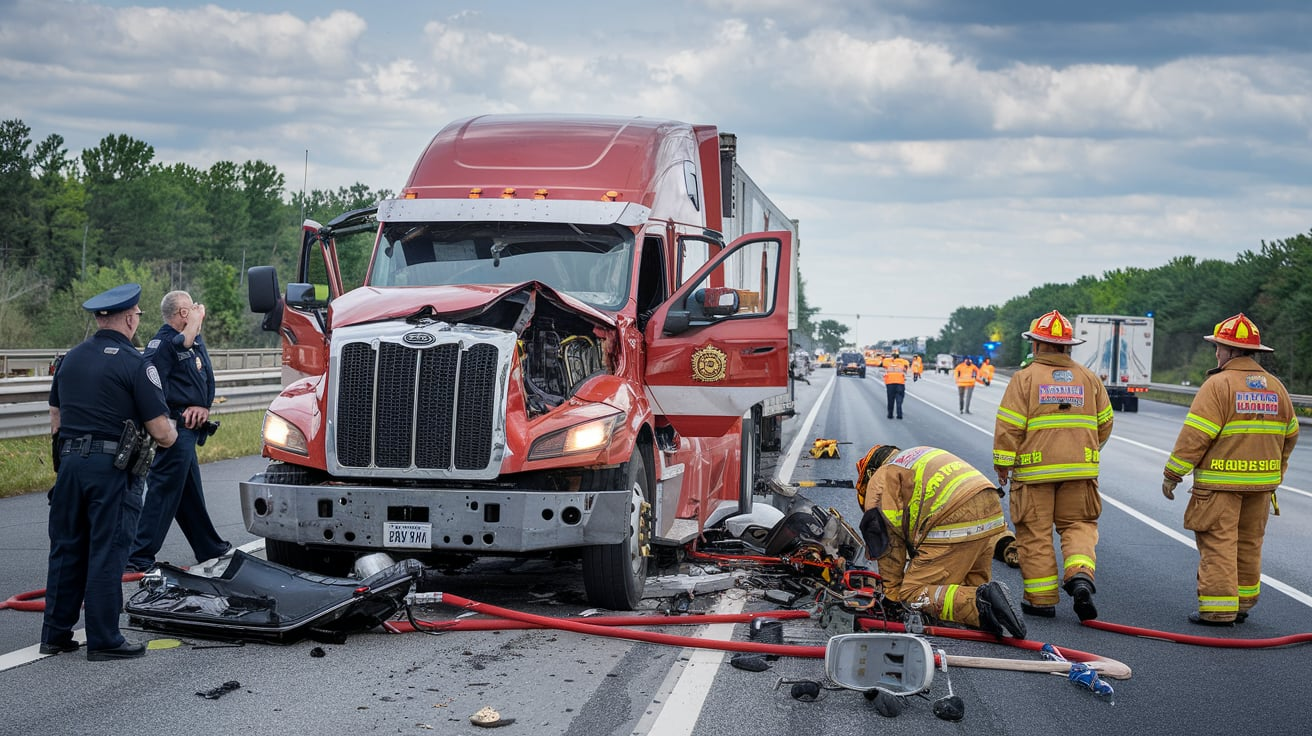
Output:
top-left (924, 515), bottom-right (1006, 540)
top-left (60, 437), bottom-right (119, 456)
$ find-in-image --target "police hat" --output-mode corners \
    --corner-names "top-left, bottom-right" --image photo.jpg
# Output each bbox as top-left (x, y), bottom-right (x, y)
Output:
top-left (82, 283), bottom-right (142, 315)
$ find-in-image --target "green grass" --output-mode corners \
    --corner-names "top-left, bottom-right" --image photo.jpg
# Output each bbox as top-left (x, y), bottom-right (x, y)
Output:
top-left (0, 410), bottom-right (266, 499)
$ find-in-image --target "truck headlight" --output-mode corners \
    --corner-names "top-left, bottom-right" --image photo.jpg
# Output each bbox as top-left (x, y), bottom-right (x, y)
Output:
top-left (263, 412), bottom-right (309, 455)
top-left (528, 413), bottom-right (624, 460)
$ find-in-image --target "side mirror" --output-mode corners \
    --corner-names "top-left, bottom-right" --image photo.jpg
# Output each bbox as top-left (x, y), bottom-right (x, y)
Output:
top-left (698, 286), bottom-right (740, 317)
top-left (247, 266), bottom-right (280, 313)
top-left (663, 310), bottom-right (691, 336)
top-left (824, 633), bottom-right (936, 696)
top-left (286, 282), bottom-right (318, 309)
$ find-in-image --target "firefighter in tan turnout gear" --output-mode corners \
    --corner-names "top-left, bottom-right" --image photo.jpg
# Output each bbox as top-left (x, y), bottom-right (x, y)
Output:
top-left (856, 444), bottom-right (1026, 639)
top-left (1163, 313), bottom-right (1299, 626)
top-left (993, 310), bottom-right (1113, 621)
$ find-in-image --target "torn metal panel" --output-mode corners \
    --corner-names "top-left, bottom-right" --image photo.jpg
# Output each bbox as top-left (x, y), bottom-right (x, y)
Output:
top-left (125, 550), bottom-right (421, 643)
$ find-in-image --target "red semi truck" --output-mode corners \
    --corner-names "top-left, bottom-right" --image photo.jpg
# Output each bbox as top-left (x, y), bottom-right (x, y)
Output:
top-left (243, 115), bottom-right (797, 609)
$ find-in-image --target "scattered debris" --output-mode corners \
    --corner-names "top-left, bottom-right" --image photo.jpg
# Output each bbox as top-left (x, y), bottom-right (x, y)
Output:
top-left (469, 706), bottom-right (515, 728)
top-left (310, 647), bottom-right (326, 658)
top-left (729, 653), bottom-right (771, 672)
top-left (196, 680), bottom-right (241, 700)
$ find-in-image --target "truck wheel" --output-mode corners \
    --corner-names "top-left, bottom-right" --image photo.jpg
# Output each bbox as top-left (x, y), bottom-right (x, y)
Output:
top-left (264, 539), bottom-right (355, 577)
top-left (582, 450), bottom-right (651, 610)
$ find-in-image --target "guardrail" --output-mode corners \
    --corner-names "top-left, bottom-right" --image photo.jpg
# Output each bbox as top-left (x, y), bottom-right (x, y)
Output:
top-left (0, 348), bottom-right (281, 378)
top-left (0, 369), bottom-right (282, 439)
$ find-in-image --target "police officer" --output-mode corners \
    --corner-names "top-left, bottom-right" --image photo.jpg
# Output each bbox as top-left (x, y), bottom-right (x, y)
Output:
top-left (128, 290), bottom-right (230, 572)
top-left (1162, 313), bottom-right (1298, 626)
top-left (44, 283), bottom-right (177, 661)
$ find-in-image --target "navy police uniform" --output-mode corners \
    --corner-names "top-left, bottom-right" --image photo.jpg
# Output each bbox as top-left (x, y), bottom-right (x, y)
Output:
top-left (128, 321), bottom-right (228, 570)
top-left (44, 284), bottom-right (169, 656)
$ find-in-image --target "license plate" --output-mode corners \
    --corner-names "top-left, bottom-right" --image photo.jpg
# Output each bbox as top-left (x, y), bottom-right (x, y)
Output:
top-left (384, 522), bottom-right (432, 549)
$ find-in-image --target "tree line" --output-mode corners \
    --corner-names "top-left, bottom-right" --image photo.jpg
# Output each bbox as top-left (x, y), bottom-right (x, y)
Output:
top-left (918, 238), bottom-right (1312, 394)
top-left (0, 119), bottom-right (388, 353)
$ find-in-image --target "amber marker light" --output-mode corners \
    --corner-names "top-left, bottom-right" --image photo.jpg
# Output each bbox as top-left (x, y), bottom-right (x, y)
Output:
top-left (601, 191), bottom-right (619, 201)
top-left (501, 188), bottom-right (516, 198)
top-left (468, 188), bottom-right (483, 199)
top-left (534, 189), bottom-right (549, 199)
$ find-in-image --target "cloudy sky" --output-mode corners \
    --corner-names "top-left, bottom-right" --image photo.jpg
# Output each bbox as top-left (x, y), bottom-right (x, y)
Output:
top-left (3, 0), bottom-right (1311, 346)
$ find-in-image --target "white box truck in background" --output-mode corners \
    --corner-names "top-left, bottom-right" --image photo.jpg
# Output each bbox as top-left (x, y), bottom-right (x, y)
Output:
top-left (1070, 315), bottom-right (1154, 412)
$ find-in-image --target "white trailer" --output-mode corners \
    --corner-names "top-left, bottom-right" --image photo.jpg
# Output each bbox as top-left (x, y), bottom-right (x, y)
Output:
top-left (1070, 315), bottom-right (1154, 412)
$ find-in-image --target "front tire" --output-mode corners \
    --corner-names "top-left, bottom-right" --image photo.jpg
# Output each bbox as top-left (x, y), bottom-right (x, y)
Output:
top-left (582, 450), bottom-right (652, 610)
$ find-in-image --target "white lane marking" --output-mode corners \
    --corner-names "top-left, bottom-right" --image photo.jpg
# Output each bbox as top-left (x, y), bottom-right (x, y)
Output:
top-left (633, 595), bottom-right (747, 736)
top-left (0, 539), bottom-right (266, 672)
top-left (1100, 494), bottom-right (1312, 610)
top-left (634, 377), bottom-right (835, 735)
top-left (777, 372), bottom-right (836, 483)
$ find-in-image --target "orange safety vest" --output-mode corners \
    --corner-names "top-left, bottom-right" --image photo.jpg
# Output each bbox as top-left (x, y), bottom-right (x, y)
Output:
top-left (883, 357), bottom-right (910, 385)
top-left (954, 362), bottom-right (978, 387)
top-left (911, 356), bottom-right (923, 375)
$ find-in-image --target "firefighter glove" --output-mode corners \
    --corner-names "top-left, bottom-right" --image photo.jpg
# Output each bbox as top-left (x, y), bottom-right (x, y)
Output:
top-left (995, 466), bottom-right (1009, 486)
top-left (859, 507), bottom-right (891, 558)
top-left (1162, 478), bottom-right (1179, 501)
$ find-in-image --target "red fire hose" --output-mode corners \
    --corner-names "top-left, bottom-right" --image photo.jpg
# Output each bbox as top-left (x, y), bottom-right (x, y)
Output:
top-left (1082, 619), bottom-right (1312, 648)
top-left (0, 572), bottom-right (145, 612)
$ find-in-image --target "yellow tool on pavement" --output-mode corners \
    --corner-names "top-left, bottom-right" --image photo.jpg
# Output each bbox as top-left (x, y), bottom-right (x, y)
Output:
top-left (809, 439), bottom-right (851, 459)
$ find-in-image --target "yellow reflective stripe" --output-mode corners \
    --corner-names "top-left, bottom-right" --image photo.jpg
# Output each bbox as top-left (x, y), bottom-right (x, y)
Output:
top-left (883, 509), bottom-right (903, 527)
top-left (1024, 576), bottom-right (1059, 594)
top-left (993, 449), bottom-right (1016, 466)
top-left (1027, 414), bottom-right (1098, 431)
top-left (1198, 596), bottom-right (1238, 613)
top-left (1194, 469), bottom-right (1282, 486)
top-left (942, 584), bottom-right (959, 622)
top-left (927, 468), bottom-right (989, 516)
top-left (1238, 583), bottom-right (1261, 598)
top-left (1219, 420), bottom-right (1289, 437)
top-left (924, 513), bottom-right (1006, 540)
top-left (1183, 413), bottom-right (1221, 438)
top-left (1166, 455), bottom-right (1194, 476)
top-left (996, 407), bottom-right (1026, 428)
top-left (1288, 418), bottom-right (1300, 435)
top-left (1097, 405), bottom-right (1113, 424)
top-left (907, 449), bottom-right (948, 533)
top-left (1012, 463), bottom-right (1099, 482)
top-left (1063, 554), bottom-right (1095, 573)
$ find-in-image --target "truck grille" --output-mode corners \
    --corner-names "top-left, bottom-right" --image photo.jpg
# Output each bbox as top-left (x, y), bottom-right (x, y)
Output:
top-left (330, 325), bottom-right (512, 478)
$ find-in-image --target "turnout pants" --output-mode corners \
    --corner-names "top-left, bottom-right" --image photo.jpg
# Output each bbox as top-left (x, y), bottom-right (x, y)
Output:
top-left (1184, 488), bottom-right (1270, 622)
top-left (1009, 478), bottom-right (1101, 606)
top-left (878, 493), bottom-right (999, 628)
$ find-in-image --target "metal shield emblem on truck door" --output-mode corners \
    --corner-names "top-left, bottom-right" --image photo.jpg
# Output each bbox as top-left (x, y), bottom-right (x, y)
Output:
top-left (692, 345), bottom-right (727, 382)
top-left (645, 232), bottom-right (793, 437)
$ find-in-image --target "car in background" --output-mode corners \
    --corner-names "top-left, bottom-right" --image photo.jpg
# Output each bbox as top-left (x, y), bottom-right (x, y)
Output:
top-left (816, 353), bottom-right (835, 368)
top-left (837, 351), bottom-right (867, 378)
top-left (935, 353), bottom-right (954, 374)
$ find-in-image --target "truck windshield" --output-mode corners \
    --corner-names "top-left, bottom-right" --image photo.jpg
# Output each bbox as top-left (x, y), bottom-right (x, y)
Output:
top-left (368, 221), bottom-right (634, 311)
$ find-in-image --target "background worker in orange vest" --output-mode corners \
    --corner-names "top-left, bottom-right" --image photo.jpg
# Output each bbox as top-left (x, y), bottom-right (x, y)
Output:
top-left (882, 349), bottom-right (911, 419)
top-left (1162, 313), bottom-right (1298, 626)
top-left (954, 356), bottom-right (978, 413)
top-left (855, 444), bottom-right (1026, 639)
top-left (911, 354), bottom-right (923, 382)
top-left (977, 357), bottom-right (995, 386)
top-left (992, 310), bottom-right (1113, 621)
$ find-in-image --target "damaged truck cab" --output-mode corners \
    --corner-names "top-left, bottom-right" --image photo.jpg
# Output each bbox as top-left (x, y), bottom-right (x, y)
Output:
top-left (243, 115), bottom-right (795, 609)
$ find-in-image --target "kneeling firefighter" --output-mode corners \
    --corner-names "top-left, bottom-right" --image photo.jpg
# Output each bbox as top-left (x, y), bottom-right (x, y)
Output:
top-left (856, 444), bottom-right (1026, 639)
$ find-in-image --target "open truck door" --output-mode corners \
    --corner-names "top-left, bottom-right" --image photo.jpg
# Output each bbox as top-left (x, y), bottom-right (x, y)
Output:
top-left (644, 231), bottom-right (792, 437)
top-left (248, 208), bottom-right (375, 383)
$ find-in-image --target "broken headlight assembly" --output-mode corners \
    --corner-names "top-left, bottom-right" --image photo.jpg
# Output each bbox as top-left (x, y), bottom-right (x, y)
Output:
top-left (527, 413), bottom-right (624, 460)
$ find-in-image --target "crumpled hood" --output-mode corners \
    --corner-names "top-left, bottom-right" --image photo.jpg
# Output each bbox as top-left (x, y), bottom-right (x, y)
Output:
top-left (328, 282), bottom-right (616, 329)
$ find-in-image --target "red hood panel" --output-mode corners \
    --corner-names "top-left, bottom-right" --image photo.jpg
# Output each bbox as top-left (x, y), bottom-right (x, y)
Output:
top-left (328, 282), bottom-right (616, 328)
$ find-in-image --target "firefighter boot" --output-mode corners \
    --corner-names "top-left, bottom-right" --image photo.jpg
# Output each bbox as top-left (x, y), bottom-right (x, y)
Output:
top-left (1064, 575), bottom-right (1098, 621)
top-left (976, 581), bottom-right (1026, 639)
